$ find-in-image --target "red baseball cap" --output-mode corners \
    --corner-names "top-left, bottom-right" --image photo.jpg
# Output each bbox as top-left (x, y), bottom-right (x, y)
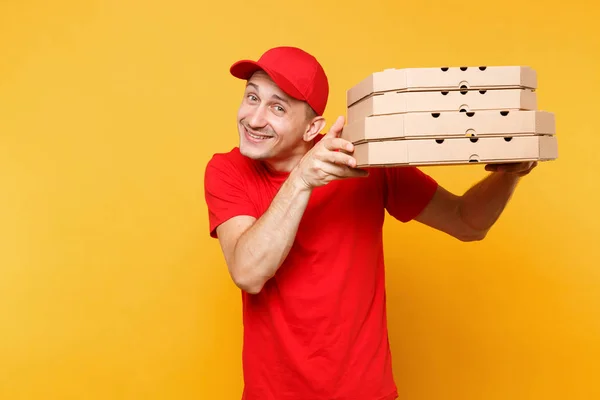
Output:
top-left (229, 46), bottom-right (329, 116)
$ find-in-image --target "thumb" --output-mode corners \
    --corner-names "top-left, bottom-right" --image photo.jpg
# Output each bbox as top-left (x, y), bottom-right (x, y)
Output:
top-left (325, 115), bottom-right (345, 138)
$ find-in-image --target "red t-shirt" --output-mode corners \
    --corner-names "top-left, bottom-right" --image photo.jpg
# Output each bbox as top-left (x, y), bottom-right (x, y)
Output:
top-left (204, 138), bottom-right (438, 400)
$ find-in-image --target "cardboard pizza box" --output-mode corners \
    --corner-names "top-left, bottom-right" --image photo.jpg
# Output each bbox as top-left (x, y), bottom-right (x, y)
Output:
top-left (346, 88), bottom-right (537, 122)
top-left (347, 66), bottom-right (537, 106)
top-left (352, 135), bottom-right (557, 167)
top-left (342, 110), bottom-right (555, 143)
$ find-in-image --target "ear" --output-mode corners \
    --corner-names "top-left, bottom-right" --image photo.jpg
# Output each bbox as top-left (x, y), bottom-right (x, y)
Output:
top-left (303, 116), bottom-right (326, 142)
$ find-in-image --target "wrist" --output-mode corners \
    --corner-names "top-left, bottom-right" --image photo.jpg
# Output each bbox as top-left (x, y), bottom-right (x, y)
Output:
top-left (288, 168), bottom-right (313, 195)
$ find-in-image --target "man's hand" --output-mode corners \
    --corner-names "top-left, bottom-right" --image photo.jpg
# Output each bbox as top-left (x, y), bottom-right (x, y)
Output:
top-left (291, 115), bottom-right (369, 190)
top-left (485, 161), bottom-right (538, 177)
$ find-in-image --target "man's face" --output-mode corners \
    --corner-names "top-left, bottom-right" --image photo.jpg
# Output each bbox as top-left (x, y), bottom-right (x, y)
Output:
top-left (236, 71), bottom-right (316, 165)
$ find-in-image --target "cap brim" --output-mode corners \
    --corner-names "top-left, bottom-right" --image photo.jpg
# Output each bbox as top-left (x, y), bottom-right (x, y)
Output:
top-left (230, 60), bottom-right (262, 80)
top-left (229, 60), bottom-right (305, 101)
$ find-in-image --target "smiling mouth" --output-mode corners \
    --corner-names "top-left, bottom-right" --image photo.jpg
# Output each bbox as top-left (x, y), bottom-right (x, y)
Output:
top-left (244, 126), bottom-right (273, 140)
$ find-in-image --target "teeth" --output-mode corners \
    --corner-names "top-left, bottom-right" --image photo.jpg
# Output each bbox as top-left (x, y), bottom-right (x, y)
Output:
top-left (248, 130), bottom-right (271, 140)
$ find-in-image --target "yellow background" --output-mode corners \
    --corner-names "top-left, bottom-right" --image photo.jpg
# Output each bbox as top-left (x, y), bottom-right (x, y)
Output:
top-left (1, 0), bottom-right (599, 399)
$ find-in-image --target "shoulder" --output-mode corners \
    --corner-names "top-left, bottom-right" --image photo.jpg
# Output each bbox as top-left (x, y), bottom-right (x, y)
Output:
top-left (204, 147), bottom-right (256, 199)
top-left (204, 147), bottom-right (261, 238)
top-left (205, 147), bottom-right (256, 181)
top-left (380, 166), bottom-right (439, 222)
top-left (382, 165), bottom-right (437, 187)
top-left (205, 146), bottom-right (245, 171)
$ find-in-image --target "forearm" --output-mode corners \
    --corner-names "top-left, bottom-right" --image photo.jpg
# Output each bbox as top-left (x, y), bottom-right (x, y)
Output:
top-left (232, 173), bottom-right (311, 293)
top-left (458, 171), bottom-right (521, 233)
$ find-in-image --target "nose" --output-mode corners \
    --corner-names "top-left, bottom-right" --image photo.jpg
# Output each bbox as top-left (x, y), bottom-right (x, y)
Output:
top-left (247, 104), bottom-right (268, 129)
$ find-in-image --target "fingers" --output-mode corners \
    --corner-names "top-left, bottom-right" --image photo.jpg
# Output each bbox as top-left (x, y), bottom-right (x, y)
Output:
top-left (318, 137), bottom-right (357, 166)
top-left (324, 115), bottom-right (346, 138)
top-left (327, 150), bottom-right (359, 168)
top-left (323, 137), bottom-right (354, 153)
top-left (347, 167), bottom-right (369, 177)
top-left (485, 161), bottom-right (537, 174)
top-left (319, 162), bottom-right (369, 179)
top-left (296, 124), bottom-right (369, 188)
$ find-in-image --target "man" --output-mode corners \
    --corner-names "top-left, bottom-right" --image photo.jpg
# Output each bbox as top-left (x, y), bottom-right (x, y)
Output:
top-left (204, 46), bottom-right (536, 400)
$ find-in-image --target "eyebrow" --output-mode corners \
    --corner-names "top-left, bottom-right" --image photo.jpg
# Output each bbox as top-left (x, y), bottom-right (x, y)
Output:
top-left (245, 82), bottom-right (291, 105)
top-left (272, 93), bottom-right (290, 105)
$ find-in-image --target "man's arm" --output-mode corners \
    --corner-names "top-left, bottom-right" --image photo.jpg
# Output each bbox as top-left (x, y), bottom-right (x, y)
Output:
top-left (214, 116), bottom-right (368, 294)
top-left (216, 177), bottom-right (311, 294)
top-left (414, 162), bottom-right (537, 242)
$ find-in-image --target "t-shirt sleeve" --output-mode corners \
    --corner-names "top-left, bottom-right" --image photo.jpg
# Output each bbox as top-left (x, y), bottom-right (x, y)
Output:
top-left (204, 154), bottom-right (258, 238)
top-left (383, 166), bottom-right (439, 223)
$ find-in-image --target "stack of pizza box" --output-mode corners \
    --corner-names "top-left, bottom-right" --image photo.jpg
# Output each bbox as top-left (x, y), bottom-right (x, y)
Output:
top-left (342, 66), bottom-right (558, 167)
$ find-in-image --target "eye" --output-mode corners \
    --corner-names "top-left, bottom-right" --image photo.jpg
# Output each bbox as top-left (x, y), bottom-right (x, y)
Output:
top-left (273, 105), bottom-right (285, 113)
top-left (247, 94), bottom-right (258, 102)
